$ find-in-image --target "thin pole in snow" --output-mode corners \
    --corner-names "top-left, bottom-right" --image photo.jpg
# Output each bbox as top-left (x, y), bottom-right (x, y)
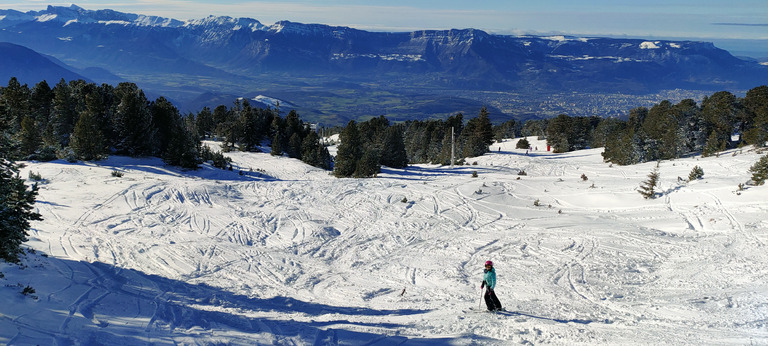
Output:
top-left (479, 287), bottom-right (484, 309)
top-left (451, 126), bottom-right (455, 168)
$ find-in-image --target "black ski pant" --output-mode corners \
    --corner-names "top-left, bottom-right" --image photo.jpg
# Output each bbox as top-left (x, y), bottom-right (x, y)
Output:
top-left (484, 287), bottom-right (502, 311)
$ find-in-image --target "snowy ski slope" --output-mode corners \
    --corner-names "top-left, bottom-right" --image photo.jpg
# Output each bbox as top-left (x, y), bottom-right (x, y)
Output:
top-left (1, 137), bottom-right (767, 345)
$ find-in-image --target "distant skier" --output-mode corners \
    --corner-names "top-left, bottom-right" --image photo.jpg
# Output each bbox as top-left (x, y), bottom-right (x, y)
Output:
top-left (481, 260), bottom-right (503, 311)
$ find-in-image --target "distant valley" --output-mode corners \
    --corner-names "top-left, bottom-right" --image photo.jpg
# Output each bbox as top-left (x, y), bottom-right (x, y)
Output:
top-left (1, 5), bottom-right (766, 124)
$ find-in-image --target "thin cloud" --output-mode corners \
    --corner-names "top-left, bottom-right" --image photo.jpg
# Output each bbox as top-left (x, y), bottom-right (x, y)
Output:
top-left (713, 23), bottom-right (768, 27)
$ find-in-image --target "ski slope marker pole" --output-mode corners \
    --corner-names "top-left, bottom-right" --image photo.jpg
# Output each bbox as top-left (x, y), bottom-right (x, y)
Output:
top-left (479, 287), bottom-right (484, 309)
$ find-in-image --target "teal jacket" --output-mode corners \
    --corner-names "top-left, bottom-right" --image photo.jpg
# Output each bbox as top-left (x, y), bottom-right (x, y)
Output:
top-left (483, 267), bottom-right (496, 290)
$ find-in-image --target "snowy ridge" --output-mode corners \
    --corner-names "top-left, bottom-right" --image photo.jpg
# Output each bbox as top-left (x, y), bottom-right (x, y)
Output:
top-left (1, 138), bottom-right (767, 344)
top-left (7, 4), bottom-right (184, 28)
top-left (185, 15), bottom-right (265, 31)
top-left (1, 3), bottom-right (760, 96)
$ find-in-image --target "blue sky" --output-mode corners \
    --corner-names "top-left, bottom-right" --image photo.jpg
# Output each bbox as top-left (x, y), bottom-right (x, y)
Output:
top-left (4, 1), bottom-right (767, 40)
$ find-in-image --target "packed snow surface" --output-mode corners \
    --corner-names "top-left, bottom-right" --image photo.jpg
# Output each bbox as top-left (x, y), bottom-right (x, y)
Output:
top-left (2, 138), bottom-right (767, 345)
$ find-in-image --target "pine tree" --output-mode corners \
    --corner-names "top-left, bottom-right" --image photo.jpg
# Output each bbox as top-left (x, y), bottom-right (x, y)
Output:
top-left (30, 80), bottom-right (56, 149)
top-left (674, 99), bottom-right (702, 152)
top-left (70, 108), bottom-right (106, 161)
top-left (493, 119), bottom-right (518, 143)
top-left (461, 109), bottom-right (494, 158)
top-left (0, 159), bottom-right (42, 263)
top-left (285, 110), bottom-right (306, 145)
top-left (29, 80), bottom-right (53, 127)
top-left (18, 116), bottom-right (42, 158)
top-left (300, 131), bottom-right (322, 168)
top-left (50, 79), bottom-right (77, 148)
top-left (638, 166), bottom-right (660, 199)
top-left (270, 115), bottom-right (285, 156)
top-left (150, 97), bottom-right (180, 155)
top-left (334, 120), bottom-right (363, 177)
top-left (288, 132), bottom-right (303, 159)
top-left (355, 149), bottom-right (381, 178)
top-left (603, 125), bottom-right (643, 166)
top-left (521, 119), bottom-right (547, 138)
top-left (643, 100), bottom-right (682, 160)
top-left (700, 91), bottom-right (738, 154)
top-left (300, 130), bottom-right (332, 170)
top-left (743, 85), bottom-right (768, 147)
top-left (113, 85), bottom-right (157, 157)
top-left (237, 100), bottom-right (262, 152)
top-left (592, 117), bottom-right (625, 149)
top-left (702, 131), bottom-right (725, 158)
top-left (688, 165), bottom-right (704, 181)
top-left (0, 106), bottom-right (42, 262)
top-left (476, 107), bottom-right (494, 146)
top-left (546, 114), bottom-right (573, 153)
top-left (1, 78), bottom-right (31, 159)
top-left (379, 126), bottom-right (408, 168)
top-left (749, 154), bottom-right (768, 185)
top-left (0, 78), bottom-right (30, 133)
top-left (163, 120), bottom-right (201, 169)
top-left (195, 107), bottom-right (214, 138)
top-left (212, 105), bottom-right (232, 139)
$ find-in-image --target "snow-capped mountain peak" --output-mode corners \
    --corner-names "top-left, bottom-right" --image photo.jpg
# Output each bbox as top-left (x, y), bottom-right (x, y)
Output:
top-left (185, 15), bottom-right (265, 31)
top-left (11, 5), bottom-right (185, 28)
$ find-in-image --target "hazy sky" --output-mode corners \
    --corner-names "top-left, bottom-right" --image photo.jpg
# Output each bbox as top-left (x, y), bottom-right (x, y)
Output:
top-left (4, 1), bottom-right (768, 40)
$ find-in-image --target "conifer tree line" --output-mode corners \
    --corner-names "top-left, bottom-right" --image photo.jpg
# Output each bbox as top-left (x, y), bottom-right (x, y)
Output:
top-left (197, 100), bottom-right (331, 170)
top-left (0, 78), bottom-right (332, 171)
top-left (401, 107), bottom-right (496, 165)
top-left (4, 77), bottom-right (766, 176)
top-left (331, 107), bottom-right (497, 177)
top-left (540, 86), bottom-right (768, 165)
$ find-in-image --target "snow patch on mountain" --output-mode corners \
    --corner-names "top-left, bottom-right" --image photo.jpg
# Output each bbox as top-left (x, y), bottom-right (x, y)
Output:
top-left (35, 14), bottom-right (57, 22)
top-left (332, 53), bottom-right (425, 62)
top-left (251, 95), bottom-right (294, 109)
top-left (99, 20), bottom-right (131, 26)
top-left (134, 15), bottom-right (184, 28)
top-left (542, 35), bottom-right (590, 42)
top-left (640, 41), bottom-right (661, 49)
top-left (185, 15), bottom-right (265, 31)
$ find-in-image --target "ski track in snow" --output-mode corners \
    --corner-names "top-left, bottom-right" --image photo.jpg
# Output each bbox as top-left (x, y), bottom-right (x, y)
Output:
top-left (1, 141), bottom-right (768, 344)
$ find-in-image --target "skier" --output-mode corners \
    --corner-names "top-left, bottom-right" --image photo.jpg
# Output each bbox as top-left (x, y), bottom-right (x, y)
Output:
top-left (481, 260), bottom-right (503, 311)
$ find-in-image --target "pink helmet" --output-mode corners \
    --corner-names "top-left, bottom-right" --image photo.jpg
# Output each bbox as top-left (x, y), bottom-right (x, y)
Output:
top-left (485, 260), bottom-right (493, 266)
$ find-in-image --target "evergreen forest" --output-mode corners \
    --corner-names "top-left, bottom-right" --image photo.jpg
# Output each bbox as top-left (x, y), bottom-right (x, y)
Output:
top-left (1, 78), bottom-right (767, 176)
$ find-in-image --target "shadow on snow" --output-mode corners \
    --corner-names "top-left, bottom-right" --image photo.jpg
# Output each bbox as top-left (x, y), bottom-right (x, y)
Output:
top-left (2, 253), bottom-right (444, 345)
top-left (26, 157), bottom-right (277, 182)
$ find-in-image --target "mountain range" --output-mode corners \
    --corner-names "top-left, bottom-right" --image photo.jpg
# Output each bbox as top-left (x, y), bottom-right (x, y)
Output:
top-left (1, 5), bottom-right (766, 123)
